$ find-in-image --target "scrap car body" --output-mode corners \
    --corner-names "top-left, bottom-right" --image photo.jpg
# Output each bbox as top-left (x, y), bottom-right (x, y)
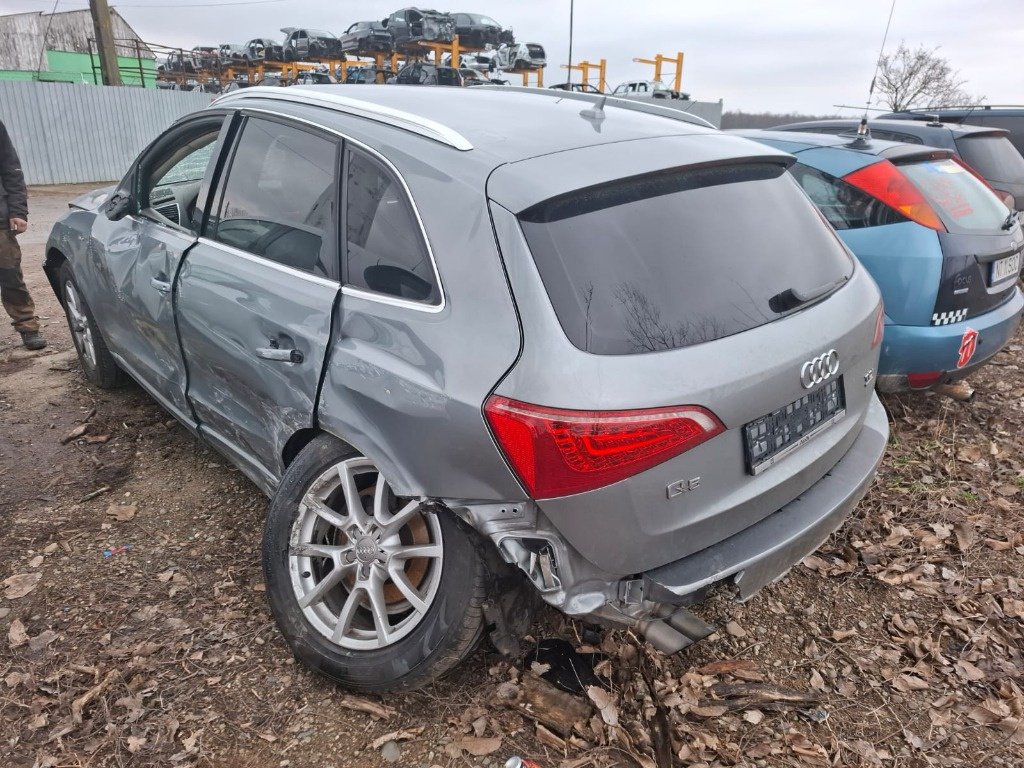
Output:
top-left (44, 86), bottom-right (888, 691)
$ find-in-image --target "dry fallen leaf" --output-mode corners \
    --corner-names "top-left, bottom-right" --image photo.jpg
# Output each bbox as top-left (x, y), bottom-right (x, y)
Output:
top-left (8, 619), bottom-right (29, 648)
top-left (452, 736), bottom-right (502, 756)
top-left (3, 573), bottom-right (42, 599)
top-left (587, 685), bottom-right (619, 727)
top-left (105, 504), bottom-right (137, 521)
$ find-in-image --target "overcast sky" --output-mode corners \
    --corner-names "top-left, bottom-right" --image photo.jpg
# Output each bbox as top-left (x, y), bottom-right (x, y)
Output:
top-left (6, 0), bottom-right (1021, 113)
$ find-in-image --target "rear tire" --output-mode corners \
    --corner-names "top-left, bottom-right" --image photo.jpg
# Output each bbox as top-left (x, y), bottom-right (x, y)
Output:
top-left (263, 435), bottom-right (488, 691)
top-left (59, 263), bottom-right (127, 389)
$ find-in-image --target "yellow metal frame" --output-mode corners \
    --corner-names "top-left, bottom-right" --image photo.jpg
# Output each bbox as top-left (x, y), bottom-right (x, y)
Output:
top-left (632, 52), bottom-right (684, 92)
top-left (559, 59), bottom-right (607, 92)
top-left (520, 68), bottom-right (544, 87)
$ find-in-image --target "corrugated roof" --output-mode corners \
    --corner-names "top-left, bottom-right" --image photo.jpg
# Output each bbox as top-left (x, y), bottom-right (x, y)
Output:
top-left (0, 9), bottom-right (152, 71)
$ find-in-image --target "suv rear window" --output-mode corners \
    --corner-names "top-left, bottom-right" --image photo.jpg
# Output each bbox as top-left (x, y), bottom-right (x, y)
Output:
top-left (519, 164), bottom-right (854, 355)
top-left (954, 135), bottom-right (1024, 182)
top-left (898, 158), bottom-right (1011, 232)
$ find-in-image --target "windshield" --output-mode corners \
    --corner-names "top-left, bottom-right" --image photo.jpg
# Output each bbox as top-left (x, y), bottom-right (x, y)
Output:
top-left (519, 164), bottom-right (854, 355)
top-left (954, 135), bottom-right (1024, 184)
top-left (899, 158), bottom-right (1012, 233)
top-left (470, 14), bottom-right (499, 25)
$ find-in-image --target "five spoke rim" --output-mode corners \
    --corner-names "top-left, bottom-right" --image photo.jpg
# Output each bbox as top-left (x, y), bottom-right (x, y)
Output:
top-left (288, 457), bottom-right (444, 650)
top-left (64, 282), bottom-right (97, 370)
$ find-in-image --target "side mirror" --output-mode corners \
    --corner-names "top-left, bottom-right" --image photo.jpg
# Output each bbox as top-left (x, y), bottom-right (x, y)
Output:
top-left (105, 192), bottom-right (132, 221)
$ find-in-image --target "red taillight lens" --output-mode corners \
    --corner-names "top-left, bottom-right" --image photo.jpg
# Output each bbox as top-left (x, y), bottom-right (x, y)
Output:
top-left (484, 396), bottom-right (725, 499)
top-left (907, 372), bottom-right (943, 389)
top-left (871, 302), bottom-right (885, 348)
top-left (844, 161), bottom-right (946, 231)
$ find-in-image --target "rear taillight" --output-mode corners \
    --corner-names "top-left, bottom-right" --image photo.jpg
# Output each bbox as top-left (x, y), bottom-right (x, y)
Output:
top-left (844, 161), bottom-right (946, 231)
top-left (907, 372), bottom-right (943, 389)
top-left (484, 396), bottom-right (725, 499)
top-left (871, 302), bottom-right (885, 348)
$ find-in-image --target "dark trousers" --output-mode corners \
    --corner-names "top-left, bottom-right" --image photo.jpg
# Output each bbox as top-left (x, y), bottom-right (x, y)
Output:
top-left (0, 229), bottom-right (39, 334)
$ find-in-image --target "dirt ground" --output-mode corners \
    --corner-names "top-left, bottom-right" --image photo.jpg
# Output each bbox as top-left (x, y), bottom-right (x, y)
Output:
top-left (2, 185), bottom-right (1023, 768)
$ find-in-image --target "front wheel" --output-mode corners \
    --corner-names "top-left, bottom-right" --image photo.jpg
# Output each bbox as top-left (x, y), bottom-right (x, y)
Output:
top-left (263, 435), bottom-right (489, 691)
top-left (59, 263), bottom-right (127, 388)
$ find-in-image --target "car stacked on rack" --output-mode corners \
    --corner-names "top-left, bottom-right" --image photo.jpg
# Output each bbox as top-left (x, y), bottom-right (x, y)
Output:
top-left (160, 6), bottom-right (528, 91)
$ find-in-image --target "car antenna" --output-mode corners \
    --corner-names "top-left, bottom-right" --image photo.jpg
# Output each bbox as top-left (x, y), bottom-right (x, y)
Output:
top-left (858, 0), bottom-right (899, 143)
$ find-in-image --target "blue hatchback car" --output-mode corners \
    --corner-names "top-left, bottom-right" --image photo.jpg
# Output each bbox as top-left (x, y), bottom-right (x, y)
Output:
top-left (738, 129), bottom-right (1024, 392)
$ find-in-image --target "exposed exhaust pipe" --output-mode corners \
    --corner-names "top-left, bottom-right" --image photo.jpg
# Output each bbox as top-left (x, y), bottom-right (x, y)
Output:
top-left (637, 607), bottom-right (716, 654)
top-left (932, 381), bottom-right (975, 402)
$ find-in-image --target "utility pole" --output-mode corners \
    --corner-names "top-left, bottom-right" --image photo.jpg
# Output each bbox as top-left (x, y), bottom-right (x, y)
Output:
top-left (89, 0), bottom-right (122, 86)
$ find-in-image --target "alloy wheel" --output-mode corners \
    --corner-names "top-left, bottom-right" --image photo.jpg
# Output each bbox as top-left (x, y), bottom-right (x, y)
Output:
top-left (64, 281), bottom-right (97, 370)
top-left (288, 457), bottom-right (444, 650)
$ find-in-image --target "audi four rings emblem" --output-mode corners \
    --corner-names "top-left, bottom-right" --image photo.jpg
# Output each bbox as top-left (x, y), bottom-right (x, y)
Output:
top-left (800, 349), bottom-right (840, 389)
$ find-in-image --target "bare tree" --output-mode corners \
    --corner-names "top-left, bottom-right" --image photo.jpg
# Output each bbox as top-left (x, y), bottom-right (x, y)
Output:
top-left (874, 42), bottom-right (978, 111)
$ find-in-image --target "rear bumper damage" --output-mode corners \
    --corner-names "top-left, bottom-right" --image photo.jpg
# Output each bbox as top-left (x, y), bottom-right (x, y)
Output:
top-left (458, 392), bottom-right (889, 655)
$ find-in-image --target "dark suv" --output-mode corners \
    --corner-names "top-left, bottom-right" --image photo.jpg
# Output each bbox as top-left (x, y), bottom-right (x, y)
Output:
top-left (879, 106), bottom-right (1024, 157)
top-left (451, 12), bottom-right (513, 47)
top-left (281, 28), bottom-right (343, 61)
top-left (383, 7), bottom-right (454, 46)
top-left (44, 85), bottom-right (888, 692)
top-left (392, 62), bottom-right (463, 86)
top-left (774, 118), bottom-right (1024, 213)
top-left (339, 20), bottom-right (393, 55)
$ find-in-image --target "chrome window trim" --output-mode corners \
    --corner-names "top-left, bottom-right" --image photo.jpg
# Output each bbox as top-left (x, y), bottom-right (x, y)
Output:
top-left (212, 87), bottom-right (474, 151)
top-left (233, 107), bottom-right (447, 314)
top-left (196, 236), bottom-right (341, 290)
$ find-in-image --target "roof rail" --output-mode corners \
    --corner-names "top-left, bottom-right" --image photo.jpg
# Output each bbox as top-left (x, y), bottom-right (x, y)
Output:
top-left (893, 104), bottom-right (1024, 112)
top-left (210, 86), bottom-right (474, 151)
top-left (480, 86), bottom-right (716, 129)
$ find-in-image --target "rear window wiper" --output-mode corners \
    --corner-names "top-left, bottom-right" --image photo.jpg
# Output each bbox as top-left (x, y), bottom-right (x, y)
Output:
top-left (768, 275), bottom-right (849, 314)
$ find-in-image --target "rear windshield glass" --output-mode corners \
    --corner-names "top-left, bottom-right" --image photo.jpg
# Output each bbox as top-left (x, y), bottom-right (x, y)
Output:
top-left (519, 164), bottom-right (854, 356)
top-left (899, 158), bottom-right (1010, 232)
top-left (954, 135), bottom-right (1024, 183)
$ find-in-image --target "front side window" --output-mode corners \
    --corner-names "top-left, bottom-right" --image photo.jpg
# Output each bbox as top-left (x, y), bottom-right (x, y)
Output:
top-left (345, 150), bottom-right (438, 305)
top-left (210, 117), bottom-right (337, 279)
top-left (139, 120), bottom-right (223, 232)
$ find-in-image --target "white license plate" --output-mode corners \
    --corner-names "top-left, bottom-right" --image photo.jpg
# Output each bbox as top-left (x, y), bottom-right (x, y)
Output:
top-left (991, 252), bottom-right (1022, 284)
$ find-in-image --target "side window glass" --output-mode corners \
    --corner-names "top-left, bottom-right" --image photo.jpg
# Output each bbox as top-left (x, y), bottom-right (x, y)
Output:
top-left (345, 150), bottom-right (438, 304)
top-left (141, 123), bottom-right (222, 233)
top-left (210, 118), bottom-right (338, 279)
top-left (791, 163), bottom-right (906, 230)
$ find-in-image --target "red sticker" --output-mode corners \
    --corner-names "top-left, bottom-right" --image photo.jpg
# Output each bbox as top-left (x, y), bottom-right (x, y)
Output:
top-left (957, 327), bottom-right (978, 369)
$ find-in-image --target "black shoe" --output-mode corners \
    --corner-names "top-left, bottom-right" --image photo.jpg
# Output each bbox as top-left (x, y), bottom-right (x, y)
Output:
top-left (20, 331), bottom-right (47, 350)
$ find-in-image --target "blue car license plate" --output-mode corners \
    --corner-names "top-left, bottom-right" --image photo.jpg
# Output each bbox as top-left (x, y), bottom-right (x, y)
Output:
top-left (991, 252), bottom-right (1022, 284)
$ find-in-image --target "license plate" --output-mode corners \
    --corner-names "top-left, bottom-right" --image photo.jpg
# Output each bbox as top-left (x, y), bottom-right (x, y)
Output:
top-left (743, 378), bottom-right (846, 475)
top-left (991, 252), bottom-right (1022, 284)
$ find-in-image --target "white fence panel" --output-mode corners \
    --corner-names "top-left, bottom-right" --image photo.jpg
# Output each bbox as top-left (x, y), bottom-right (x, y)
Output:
top-left (0, 80), bottom-right (212, 185)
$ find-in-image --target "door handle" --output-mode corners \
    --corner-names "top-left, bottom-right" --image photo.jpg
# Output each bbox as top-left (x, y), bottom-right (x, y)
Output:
top-left (150, 277), bottom-right (171, 293)
top-left (256, 346), bottom-right (304, 364)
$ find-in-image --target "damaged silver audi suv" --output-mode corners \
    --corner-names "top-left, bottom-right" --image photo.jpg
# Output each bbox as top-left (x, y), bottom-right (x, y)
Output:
top-left (44, 85), bottom-right (889, 690)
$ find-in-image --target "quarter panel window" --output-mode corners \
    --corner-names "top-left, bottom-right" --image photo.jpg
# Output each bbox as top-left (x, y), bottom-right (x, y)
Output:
top-left (345, 150), bottom-right (438, 304)
top-left (790, 163), bottom-right (907, 230)
top-left (210, 118), bottom-right (338, 279)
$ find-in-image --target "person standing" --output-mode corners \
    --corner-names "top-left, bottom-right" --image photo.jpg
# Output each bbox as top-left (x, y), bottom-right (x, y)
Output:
top-left (0, 118), bottom-right (45, 350)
